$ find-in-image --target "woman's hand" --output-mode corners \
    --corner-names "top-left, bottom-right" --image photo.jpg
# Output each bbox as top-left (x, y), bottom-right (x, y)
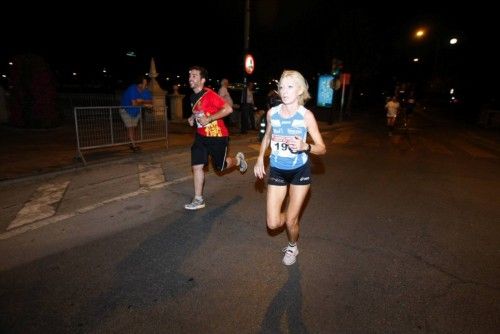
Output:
top-left (254, 157), bottom-right (266, 179)
top-left (288, 136), bottom-right (306, 153)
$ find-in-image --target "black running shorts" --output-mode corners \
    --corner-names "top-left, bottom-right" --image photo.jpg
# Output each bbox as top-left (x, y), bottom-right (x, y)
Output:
top-left (268, 162), bottom-right (311, 186)
top-left (191, 134), bottom-right (229, 171)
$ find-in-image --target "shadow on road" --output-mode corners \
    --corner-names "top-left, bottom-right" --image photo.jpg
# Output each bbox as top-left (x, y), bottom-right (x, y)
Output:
top-left (260, 264), bottom-right (307, 334)
top-left (83, 196), bottom-right (243, 331)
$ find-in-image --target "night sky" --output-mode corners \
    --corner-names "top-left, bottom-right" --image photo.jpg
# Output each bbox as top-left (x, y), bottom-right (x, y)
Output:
top-left (1, 2), bottom-right (492, 105)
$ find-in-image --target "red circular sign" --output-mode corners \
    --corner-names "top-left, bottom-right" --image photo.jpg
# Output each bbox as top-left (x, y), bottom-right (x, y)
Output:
top-left (244, 54), bottom-right (255, 75)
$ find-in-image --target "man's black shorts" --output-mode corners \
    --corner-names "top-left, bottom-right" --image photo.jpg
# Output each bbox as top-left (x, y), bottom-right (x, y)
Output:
top-left (191, 133), bottom-right (229, 171)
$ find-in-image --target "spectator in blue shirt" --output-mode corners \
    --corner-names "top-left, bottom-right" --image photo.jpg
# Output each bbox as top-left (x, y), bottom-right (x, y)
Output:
top-left (120, 75), bottom-right (153, 151)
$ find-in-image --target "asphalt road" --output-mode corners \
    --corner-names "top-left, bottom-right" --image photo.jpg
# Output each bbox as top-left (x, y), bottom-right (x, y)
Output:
top-left (0, 110), bottom-right (499, 333)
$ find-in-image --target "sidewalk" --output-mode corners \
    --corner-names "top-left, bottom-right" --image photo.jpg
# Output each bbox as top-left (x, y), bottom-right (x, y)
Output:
top-left (0, 121), bottom-right (255, 182)
top-left (0, 118), bottom-right (345, 238)
top-left (0, 118), bottom-right (344, 183)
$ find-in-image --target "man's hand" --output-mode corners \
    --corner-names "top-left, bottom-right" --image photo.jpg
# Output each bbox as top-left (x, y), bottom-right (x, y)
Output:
top-left (197, 114), bottom-right (212, 126)
top-left (188, 115), bottom-right (195, 127)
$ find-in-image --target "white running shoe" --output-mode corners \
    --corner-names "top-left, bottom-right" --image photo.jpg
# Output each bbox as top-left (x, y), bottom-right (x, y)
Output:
top-left (282, 245), bottom-right (299, 265)
top-left (184, 198), bottom-right (205, 210)
top-left (236, 152), bottom-right (247, 173)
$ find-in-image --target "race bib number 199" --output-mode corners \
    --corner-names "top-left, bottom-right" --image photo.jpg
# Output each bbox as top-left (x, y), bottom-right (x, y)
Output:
top-left (271, 134), bottom-right (295, 158)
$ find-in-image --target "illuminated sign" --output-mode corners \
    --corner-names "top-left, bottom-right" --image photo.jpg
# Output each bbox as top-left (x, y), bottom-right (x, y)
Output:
top-left (317, 74), bottom-right (334, 107)
top-left (244, 54), bottom-right (255, 75)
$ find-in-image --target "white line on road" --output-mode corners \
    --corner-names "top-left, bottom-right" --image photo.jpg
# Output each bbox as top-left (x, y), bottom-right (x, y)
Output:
top-left (7, 181), bottom-right (70, 230)
top-left (138, 163), bottom-right (165, 188)
top-left (0, 157), bottom-right (258, 240)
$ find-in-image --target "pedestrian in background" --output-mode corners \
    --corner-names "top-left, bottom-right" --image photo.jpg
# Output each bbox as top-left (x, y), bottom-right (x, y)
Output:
top-left (218, 78), bottom-right (235, 127)
top-left (185, 66), bottom-right (248, 210)
top-left (218, 78), bottom-right (234, 107)
top-left (385, 96), bottom-right (400, 136)
top-left (254, 70), bottom-right (326, 265)
top-left (120, 75), bottom-right (153, 151)
top-left (247, 82), bottom-right (257, 130)
top-left (240, 82), bottom-right (256, 133)
top-left (406, 91), bottom-right (416, 116)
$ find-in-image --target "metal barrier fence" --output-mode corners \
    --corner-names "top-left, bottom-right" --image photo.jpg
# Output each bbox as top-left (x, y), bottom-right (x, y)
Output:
top-left (74, 106), bottom-right (168, 164)
top-left (59, 93), bottom-right (120, 123)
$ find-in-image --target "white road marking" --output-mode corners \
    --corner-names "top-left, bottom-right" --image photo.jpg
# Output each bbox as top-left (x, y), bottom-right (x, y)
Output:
top-left (138, 163), bottom-right (165, 188)
top-left (0, 156), bottom-right (260, 240)
top-left (0, 173), bottom-right (210, 240)
top-left (7, 181), bottom-right (70, 230)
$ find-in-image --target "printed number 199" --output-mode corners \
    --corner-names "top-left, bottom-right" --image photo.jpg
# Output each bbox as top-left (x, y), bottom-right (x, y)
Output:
top-left (275, 142), bottom-right (288, 151)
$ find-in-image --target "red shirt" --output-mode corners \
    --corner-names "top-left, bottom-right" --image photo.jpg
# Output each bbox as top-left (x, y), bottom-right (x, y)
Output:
top-left (192, 88), bottom-right (229, 137)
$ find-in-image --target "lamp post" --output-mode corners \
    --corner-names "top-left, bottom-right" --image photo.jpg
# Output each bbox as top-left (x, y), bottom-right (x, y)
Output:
top-left (412, 26), bottom-right (462, 104)
top-left (414, 27), bottom-right (459, 70)
top-left (240, 0), bottom-right (252, 133)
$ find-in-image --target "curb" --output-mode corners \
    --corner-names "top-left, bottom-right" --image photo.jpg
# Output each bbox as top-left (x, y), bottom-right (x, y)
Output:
top-left (0, 121), bottom-right (350, 185)
top-left (0, 133), bottom-right (259, 186)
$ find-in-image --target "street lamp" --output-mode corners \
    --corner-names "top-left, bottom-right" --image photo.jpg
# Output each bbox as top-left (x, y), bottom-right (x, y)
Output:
top-left (413, 27), bottom-right (459, 61)
top-left (411, 26), bottom-right (463, 104)
top-left (415, 29), bottom-right (426, 39)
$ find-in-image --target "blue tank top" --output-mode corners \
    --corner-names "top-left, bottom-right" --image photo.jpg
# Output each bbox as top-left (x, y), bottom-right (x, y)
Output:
top-left (269, 104), bottom-right (309, 170)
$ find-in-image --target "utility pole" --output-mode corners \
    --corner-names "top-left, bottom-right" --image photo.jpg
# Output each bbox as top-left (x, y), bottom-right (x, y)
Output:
top-left (242, 0), bottom-right (250, 105)
top-left (340, 74), bottom-right (346, 122)
top-left (239, 0), bottom-right (251, 133)
top-left (329, 58), bottom-right (343, 124)
top-left (244, 0), bottom-right (250, 52)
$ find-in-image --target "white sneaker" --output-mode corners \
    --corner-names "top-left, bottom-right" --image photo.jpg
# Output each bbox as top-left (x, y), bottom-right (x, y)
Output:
top-left (282, 245), bottom-right (299, 265)
top-left (236, 152), bottom-right (247, 173)
top-left (184, 198), bottom-right (205, 210)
